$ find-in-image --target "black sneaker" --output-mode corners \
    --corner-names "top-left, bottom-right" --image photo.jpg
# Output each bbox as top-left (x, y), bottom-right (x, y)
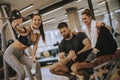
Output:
top-left (83, 75), bottom-right (90, 80)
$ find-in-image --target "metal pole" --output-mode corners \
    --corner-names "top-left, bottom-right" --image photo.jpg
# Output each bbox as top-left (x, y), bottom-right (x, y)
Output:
top-left (0, 17), bottom-right (26, 19)
top-left (1, 21), bottom-right (9, 80)
top-left (117, 0), bottom-right (120, 6)
top-left (1, 4), bottom-right (16, 80)
top-left (87, 0), bottom-right (96, 20)
top-left (105, 0), bottom-right (112, 27)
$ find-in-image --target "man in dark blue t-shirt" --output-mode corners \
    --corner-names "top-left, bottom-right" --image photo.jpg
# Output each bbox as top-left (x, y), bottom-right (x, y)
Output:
top-left (50, 22), bottom-right (92, 80)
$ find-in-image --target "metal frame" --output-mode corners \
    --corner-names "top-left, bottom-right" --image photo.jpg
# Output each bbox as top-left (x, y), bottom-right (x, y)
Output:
top-left (80, 50), bottom-right (120, 80)
top-left (89, 53), bottom-right (120, 80)
top-left (1, 5), bottom-right (16, 80)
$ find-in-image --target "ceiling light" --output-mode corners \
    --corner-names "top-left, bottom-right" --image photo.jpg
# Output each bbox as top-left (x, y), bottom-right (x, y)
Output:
top-left (76, 0), bottom-right (82, 2)
top-left (95, 11), bottom-right (107, 16)
top-left (94, 9), bottom-right (99, 13)
top-left (78, 8), bottom-right (84, 13)
top-left (43, 18), bottom-right (55, 24)
top-left (33, 9), bottom-right (39, 14)
top-left (62, 19), bottom-right (68, 22)
top-left (20, 19), bottom-right (32, 25)
top-left (20, 4), bottom-right (33, 13)
top-left (97, 1), bottom-right (105, 5)
top-left (40, 0), bottom-right (62, 10)
top-left (97, 0), bottom-right (109, 5)
top-left (42, 7), bottom-right (63, 16)
top-left (115, 9), bottom-right (120, 13)
top-left (64, 14), bottom-right (67, 17)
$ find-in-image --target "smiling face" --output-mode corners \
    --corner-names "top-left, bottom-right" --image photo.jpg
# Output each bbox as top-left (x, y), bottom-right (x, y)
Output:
top-left (32, 15), bottom-right (42, 29)
top-left (82, 14), bottom-right (91, 25)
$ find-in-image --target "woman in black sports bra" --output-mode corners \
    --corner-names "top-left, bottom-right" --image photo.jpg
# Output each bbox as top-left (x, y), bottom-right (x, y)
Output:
top-left (3, 10), bottom-right (45, 80)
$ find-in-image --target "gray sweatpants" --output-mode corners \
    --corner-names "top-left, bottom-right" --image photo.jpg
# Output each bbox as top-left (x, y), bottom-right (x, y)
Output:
top-left (3, 46), bottom-right (42, 80)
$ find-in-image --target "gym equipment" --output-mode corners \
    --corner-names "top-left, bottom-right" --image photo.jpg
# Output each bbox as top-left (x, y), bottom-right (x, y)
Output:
top-left (1, 5), bottom-right (16, 80)
top-left (76, 49), bottom-right (120, 80)
top-left (0, 17), bottom-right (25, 19)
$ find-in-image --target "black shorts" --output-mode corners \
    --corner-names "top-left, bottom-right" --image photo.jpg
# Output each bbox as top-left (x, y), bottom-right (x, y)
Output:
top-left (66, 60), bottom-right (74, 72)
top-left (75, 49), bottom-right (93, 62)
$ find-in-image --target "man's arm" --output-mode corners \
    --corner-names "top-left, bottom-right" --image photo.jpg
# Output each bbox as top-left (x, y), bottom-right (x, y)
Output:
top-left (58, 51), bottom-right (76, 65)
top-left (58, 52), bottom-right (68, 65)
top-left (58, 52), bottom-right (65, 59)
top-left (77, 38), bottom-right (91, 55)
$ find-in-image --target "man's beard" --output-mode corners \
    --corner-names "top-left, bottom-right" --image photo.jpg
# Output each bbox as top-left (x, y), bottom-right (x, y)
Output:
top-left (64, 33), bottom-right (70, 39)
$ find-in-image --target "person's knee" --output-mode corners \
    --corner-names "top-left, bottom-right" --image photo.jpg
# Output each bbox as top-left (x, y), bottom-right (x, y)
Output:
top-left (71, 63), bottom-right (79, 74)
top-left (71, 64), bottom-right (83, 75)
top-left (73, 70), bottom-right (79, 75)
top-left (49, 67), bottom-right (55, 74)
top-left (71, 66), bottom-right (76, 74)
top-left (71, 67), bottom-right (79, 75)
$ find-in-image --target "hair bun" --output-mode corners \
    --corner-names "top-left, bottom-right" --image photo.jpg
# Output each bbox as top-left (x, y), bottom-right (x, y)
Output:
top-left (84, 9), bottom-right (90, 13)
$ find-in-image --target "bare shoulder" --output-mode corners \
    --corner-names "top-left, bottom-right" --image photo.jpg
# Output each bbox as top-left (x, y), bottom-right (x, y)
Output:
top-left (96, 20), bottom-right (103, 28)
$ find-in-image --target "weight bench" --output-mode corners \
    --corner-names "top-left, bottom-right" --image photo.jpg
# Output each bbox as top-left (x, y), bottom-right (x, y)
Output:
top-left (77, 49), bottom-right (120, 80)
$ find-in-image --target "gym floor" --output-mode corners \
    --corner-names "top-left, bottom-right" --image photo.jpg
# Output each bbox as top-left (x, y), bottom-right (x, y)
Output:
top-left (40, 65), bottom-right (120, 80)
top-left (9, 64), bottom-right (120, 80)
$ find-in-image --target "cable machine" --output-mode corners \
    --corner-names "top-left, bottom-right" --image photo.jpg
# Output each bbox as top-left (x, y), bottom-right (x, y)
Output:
top-left (0, 4), bottom-right (16, 80)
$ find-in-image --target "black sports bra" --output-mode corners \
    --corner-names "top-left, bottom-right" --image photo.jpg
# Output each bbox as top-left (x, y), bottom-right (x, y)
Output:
top-left (17, 27), bottom-right (38, 46)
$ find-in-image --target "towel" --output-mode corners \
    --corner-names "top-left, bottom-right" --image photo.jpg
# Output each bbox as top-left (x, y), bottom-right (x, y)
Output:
top-left (82, 20), bottom-right (98, 48)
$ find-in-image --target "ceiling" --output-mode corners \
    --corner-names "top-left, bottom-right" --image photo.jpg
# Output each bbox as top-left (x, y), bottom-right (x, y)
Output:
top-left (0, 0), bottom-right (120, 31)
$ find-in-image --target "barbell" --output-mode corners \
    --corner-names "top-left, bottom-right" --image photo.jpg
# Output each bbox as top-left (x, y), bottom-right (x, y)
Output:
top-left (0, 17), bottom-right (26, 19)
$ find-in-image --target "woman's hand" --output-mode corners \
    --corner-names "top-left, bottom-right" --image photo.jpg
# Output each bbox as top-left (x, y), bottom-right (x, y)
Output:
top-left (93, 48), bottom-right (99, 54)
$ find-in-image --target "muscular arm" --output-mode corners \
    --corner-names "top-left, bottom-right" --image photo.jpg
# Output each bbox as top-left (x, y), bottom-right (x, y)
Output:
top-left (77, 38), bottom-right (91, 55)
top-left (58, 52), bottom-right (65, 59)
top-left (58, 51), bottom-right (76, 65)
top-left (58, 52), bottom-right (67, 65)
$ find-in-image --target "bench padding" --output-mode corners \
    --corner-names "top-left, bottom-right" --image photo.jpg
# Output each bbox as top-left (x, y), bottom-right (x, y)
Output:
top-left (77, 49), bottom-right (120, 69)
